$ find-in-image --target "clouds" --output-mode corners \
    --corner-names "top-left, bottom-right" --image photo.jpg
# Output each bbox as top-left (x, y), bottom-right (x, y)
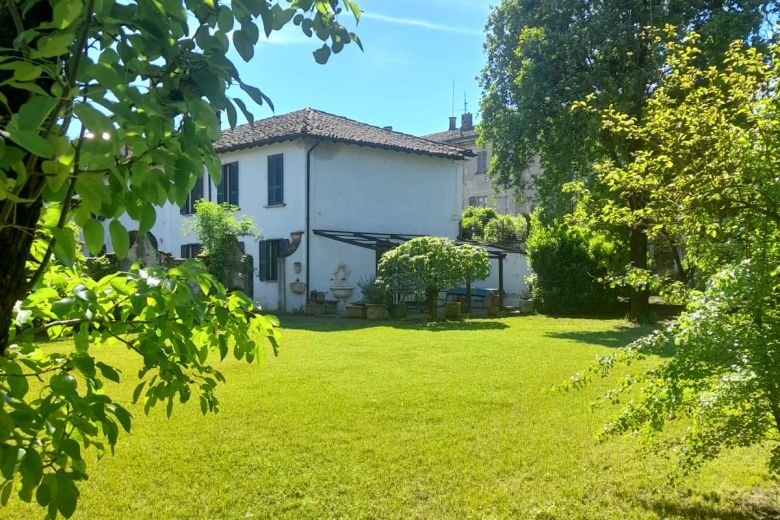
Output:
top-left (361, 12), bottom-right (483, 36)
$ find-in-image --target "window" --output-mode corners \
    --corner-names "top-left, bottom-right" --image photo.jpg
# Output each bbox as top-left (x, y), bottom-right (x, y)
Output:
top-left (267, 154), bottom-right (284, 205)
top-left (217, 162), bottom-right (239, 205)
top-left (468, 196), bottom-right (488, 208)
top-left (180, 243), bottom-right (202, 259)
top-left (476, 150), bottom-right (488, 174)
top-left (180, 178), bottom-right (204, 215)
top-left (258, 238), bottom-right (289, 281)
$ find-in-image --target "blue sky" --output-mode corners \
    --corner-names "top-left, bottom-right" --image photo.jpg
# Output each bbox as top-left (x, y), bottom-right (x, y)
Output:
top-left (230, 1), bottom-right (493, 136)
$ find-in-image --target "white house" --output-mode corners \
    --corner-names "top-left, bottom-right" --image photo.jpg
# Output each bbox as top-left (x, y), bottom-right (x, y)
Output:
top-left (112, 108), bottom-right (528, 312)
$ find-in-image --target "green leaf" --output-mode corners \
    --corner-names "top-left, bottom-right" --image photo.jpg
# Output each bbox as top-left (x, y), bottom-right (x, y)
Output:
top-left (96, 362), bottom-right (120, 383)
top-left (138, 204), bottom-right (156, 236)
top-left (20, 449), bottom-right (43, 487)
top-left (76, 172), bottom-right (110, 213)
top-left (82, 218), bottom-right (105, 255)
top-left (52, 227), bottom-right (77, 266)
top-left (0, 481), bottom-right (12, 506)
top-left (109, 219), bottom-right (129, 258)
top-left (55, 472), bottom-right (79, 518)
top-left (74, 324), bottom-right (89, 353)
top-left (6, 128), bottom-right (53, 158)
top-left (239, 82), bottom-right (273, 111)
top-left (33, 32), bottom-right (75, 58)
top-left (113, 405), bottom-right (132, 432)
top-left (74, 103), bottom-right (114, 135)
top-left (0, 446), bottom-right (19, 480)
top-left (313, 44), bottom-right (331, 64)
top-left (233, 29), bottom-right (254, 61)
top-left (52, 0), bottom-right (84, 29)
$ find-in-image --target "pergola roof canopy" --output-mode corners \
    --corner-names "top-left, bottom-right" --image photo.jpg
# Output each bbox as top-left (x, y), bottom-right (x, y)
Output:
top-left (312, 229), bottom-right (518, 259)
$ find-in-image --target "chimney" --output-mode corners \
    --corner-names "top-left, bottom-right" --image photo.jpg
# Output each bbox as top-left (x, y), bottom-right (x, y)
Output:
top-left (383, 125), bottom-right (393, 131)
top-left (448, 116), bottom-right (457, 131)
top-left (461, 112), bottom-right (473, 131)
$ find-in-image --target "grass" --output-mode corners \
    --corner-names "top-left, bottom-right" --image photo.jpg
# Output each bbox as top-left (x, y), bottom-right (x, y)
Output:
top-left (4, 315), bottom-right (779, 519)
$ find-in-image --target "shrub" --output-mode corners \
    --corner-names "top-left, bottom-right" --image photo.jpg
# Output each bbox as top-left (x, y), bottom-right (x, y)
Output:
top-left (526, 215), bottom-right (624, 315)
top-left (461, 206), bottom-right (498, 241)
top-left (183, 201), bottom-right (260, 286)
top-left (483, 214), bottom-right (527, 245)
top-left (358, 276), bottom-right (389, 304)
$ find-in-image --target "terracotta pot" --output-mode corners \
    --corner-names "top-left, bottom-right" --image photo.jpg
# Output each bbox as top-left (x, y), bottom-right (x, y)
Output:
top-left (366, 304), bottom-right (386, 320)
top-left (445, 301), bottom-right (461, 319)
top-left (345, 305), bottom-right (367, 318)
top-left (306, 303), bottom-right (325, 316)
top-left (388, 302), bottom-right (408, 319)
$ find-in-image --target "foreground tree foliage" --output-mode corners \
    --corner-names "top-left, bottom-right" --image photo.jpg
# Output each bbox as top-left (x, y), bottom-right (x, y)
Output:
top-left (479, 0), bottom-right (777, 320)
top-left (0, 0), bottom-right (360, 516)
top-left (377, 237), bottom-right (489, 320)
top-left (569, 36), bottom-right (780, 476)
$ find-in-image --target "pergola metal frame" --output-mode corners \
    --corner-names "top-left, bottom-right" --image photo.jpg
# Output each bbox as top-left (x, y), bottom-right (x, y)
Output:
top-left (312, 229), bottom-right (517, 308)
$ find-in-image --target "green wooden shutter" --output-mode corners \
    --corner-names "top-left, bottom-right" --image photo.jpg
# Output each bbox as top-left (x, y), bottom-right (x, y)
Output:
top-left (258, 240), bottom-right (268, 281)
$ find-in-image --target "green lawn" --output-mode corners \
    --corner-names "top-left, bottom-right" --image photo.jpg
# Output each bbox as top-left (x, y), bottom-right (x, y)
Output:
top-left (5, 316), bottom-right (779, 519)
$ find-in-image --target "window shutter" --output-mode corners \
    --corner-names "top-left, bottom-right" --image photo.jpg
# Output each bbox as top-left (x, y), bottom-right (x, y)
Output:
top-left (229, 162), bottom-right (239, 205)
top-left (217, 164), bottom-right (227, 203)
top-left (181, 245), bottom-right (187, 258)
top-left (268, 155), bottom-right (284, 205)
top-left (258, 240), bottom-right (268, 281)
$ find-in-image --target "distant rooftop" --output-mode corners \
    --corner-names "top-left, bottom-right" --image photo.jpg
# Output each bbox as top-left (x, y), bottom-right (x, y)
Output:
top-left (215, 108), bottom-right (473, 160)
top-left (423, 112), bottom-right (479, 146)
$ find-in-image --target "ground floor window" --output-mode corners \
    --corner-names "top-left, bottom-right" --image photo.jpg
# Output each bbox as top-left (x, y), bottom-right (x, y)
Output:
top-left (181, 243), bottom-right (202, 259)
top-left (259, 239), bottom-right (288, 281)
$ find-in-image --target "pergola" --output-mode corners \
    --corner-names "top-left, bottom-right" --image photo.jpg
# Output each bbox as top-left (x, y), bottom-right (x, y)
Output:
top-left (312, 229), bottom-right (519, 308)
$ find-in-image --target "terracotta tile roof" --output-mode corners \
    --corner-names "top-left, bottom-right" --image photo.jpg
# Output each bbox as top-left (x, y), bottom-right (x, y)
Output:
top-left (423, 128), bottom-right (479, 146)
top-left (215, 108), bottom-right (473, 159)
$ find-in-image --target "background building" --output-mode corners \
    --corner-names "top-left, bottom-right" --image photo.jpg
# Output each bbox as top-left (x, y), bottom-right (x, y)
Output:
top-left (425, 113), bottom-right (540, 216)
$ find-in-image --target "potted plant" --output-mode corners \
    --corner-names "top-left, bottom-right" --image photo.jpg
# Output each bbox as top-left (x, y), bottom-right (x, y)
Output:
top-left (387, 300), bottom-right (408, 319)
top-left (358, 276), bottom-right (387, 320)
top-left (306, 290), bottom-right (326, 316)
top-left (444, 300), bottom-right (461, 319)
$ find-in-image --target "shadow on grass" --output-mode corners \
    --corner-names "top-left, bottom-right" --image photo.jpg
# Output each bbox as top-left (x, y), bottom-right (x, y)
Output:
top-left (279, 316), bottom-right (510, 333)
top-left (638, 493), bottom-right (780, 520)
top-left (545, 325), bottom-right (675, 356)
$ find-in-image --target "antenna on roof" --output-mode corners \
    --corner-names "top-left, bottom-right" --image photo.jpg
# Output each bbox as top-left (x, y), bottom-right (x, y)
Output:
top-left (451, 79), bottom-right (455, 117)
top-left (463, 92), bottom-right (468, 114)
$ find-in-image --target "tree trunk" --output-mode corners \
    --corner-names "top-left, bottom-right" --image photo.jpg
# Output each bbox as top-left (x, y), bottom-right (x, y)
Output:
top-left (628, 225), bottom-right (650, 322)
top-left (426, 288), bottom-right (439, 321)
top-left (0, 198), bottom-right (43, 356)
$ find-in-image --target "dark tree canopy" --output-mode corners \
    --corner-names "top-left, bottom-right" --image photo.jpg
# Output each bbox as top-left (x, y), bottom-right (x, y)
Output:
top-left (479, 0), bottom-right (776, 220)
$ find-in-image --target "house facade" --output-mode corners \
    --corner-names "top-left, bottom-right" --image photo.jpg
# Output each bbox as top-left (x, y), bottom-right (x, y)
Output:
top-left (424, 113), bottom-right (540, 216)
top-left (113, 108), bottom-right (477, 312)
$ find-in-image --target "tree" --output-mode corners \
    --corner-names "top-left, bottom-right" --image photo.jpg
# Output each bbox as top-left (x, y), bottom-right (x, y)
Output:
top-left (0, 0), bottom-right (360, 516)
top-left (460, 206), bottom-right (498, 241)
top-left (183, 200), bottom-right (260, 287)
top-left (569, 36), bottom-right (780, 476)
top-left (483, 214), bottom-right (527, 245)
top-left (479, 0), bottom-right (776, 320)
top-left (377, 237), bottom-right (490, 320)
top-left (525, 213), bottom-right (625, 315)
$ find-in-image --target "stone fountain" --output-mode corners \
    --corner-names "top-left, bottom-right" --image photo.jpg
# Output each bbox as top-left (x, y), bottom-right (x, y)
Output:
top-left (329, 262), bottom-right (354, 315)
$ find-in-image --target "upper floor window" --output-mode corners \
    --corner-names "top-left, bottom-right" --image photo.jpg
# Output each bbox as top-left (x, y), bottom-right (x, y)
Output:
top-left (469, 195), bottom-right (488, 208)
top-left (476, 150), bottom-right (488, 174)
top-left (180, 178), bottom-right (203, 215)
top-left (218, 162), bottom-right (239, 206)
top-left (268, 154), bottom-right (284, 205)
